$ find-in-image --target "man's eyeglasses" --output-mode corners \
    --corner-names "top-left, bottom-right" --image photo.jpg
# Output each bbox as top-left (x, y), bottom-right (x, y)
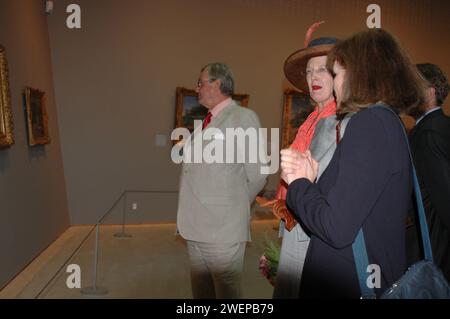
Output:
top-left (197, 78), bottom-right (215, 88)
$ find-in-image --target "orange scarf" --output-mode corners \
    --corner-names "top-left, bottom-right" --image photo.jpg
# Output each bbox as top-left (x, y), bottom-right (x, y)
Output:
top-left (276, 100), bottom-right (337, 199)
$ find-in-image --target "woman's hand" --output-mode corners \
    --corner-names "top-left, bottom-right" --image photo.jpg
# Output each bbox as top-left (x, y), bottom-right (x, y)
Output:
top-left (255, 197), bottom-right (297, 231)
top-left (280, 149), bottom-right (318, 184)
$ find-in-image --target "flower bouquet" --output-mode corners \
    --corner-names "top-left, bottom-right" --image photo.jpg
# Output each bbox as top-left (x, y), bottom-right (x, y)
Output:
top-left (258, 234), bottom-right (281, 286)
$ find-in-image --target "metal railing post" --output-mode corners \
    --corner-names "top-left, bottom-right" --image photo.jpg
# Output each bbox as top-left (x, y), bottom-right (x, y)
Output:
top-left (80, 223), bottom-right (108, 295)
top-left (114, 191), bottom-right (131, 238)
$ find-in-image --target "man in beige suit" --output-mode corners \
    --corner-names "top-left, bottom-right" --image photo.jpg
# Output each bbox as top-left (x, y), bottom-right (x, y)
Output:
top-left (176, 63), bottom-right (267, 299)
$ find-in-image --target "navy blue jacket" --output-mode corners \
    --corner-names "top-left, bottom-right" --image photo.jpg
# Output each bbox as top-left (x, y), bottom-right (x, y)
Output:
top-left (287, 106), bottom-right (411, 298)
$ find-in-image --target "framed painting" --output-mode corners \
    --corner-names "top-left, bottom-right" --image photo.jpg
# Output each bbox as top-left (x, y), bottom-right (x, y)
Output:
top-left (174, 87), bottom-right (249, 133)
top-left (24, 87), bottom-right (51, 146)
top-left (281, 89), bottom-right (314, 149)
top-left (0, 46), bottom-right (14, 148)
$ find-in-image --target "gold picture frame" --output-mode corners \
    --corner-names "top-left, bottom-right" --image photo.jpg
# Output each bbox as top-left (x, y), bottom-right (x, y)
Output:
top-left (0, 46), bottom-right (14, 148)
top-left (174, 87), bottom-right (249, 133)
top-left (281, 89), bottom-right (314, 149)
top-left (24, 87), bottom-right (50, 146)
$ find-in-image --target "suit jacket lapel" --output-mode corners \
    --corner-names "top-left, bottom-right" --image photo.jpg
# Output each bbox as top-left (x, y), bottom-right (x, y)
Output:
top-left (184, 100), bottom-right (237, 150)
top-left (310, 118), bottom-right (336, 162)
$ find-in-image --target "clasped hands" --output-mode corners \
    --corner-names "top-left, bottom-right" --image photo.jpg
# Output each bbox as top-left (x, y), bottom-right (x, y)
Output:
top-left (255, 149), bottom-right (318, 231)
top-left (280, 148), bottom-right (318, 185)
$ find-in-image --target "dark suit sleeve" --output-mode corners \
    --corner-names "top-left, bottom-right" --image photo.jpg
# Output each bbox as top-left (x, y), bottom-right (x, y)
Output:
top-left (414, 129), bottom-right (450, 230)
top-left (286, 111), bottom-right (396, 249)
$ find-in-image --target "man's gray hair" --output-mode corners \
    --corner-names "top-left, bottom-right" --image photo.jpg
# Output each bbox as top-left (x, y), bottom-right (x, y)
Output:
top-left (201, 63), bottom-right (234, 96)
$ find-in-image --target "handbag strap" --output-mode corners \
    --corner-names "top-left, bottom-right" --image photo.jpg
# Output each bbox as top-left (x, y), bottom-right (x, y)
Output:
top-left (353, 229), bottom-right (376, 298)
top-left (352, 104), bottom-right (433, 298)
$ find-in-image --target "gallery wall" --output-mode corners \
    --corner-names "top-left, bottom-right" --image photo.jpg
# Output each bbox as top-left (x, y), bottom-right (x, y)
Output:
top-left (46, 0), bottom-right (450, 224)
top-left (0, 0), bottom-right (70, 289)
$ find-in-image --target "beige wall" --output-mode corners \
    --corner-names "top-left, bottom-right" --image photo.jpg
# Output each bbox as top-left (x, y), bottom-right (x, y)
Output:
top-left (0, 0), bottom-right (70, 289)
top-left (46, 0), bottom-right (450, 224)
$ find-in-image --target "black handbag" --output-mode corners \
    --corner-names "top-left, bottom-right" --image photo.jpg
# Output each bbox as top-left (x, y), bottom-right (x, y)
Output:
top-left (352, 104), bottom-right (450, 299)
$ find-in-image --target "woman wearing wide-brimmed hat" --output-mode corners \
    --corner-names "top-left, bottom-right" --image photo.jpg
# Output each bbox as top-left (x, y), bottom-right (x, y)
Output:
top-left (259, 22), bottom-right (352, 298)
top-left (280, 28), bottom-right (425, 298)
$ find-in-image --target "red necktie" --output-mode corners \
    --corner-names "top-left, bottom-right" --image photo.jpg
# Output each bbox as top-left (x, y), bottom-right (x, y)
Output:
top-left (202, 112), bottom-right (212, 130)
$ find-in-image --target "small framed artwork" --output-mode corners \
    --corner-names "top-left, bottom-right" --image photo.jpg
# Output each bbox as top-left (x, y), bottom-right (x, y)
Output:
top-left (232, 93), bottom-right (250, 109)
top-left (281, 89), bottom-right (314, 149)
top-left (0, 46), bottom-right (14, 148)
top-left (24, 87), bottom-right (50, 146)
top-left (174, 87), bottom-right (249, 133)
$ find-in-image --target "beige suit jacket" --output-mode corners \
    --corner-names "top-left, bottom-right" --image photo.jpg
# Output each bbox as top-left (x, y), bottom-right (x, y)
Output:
top-left (176, 101), bottom-right (267, 243)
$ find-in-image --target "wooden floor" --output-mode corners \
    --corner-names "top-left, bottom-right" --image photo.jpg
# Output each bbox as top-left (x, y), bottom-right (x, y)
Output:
top-left (0, 219), bottom-right (280, 299)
